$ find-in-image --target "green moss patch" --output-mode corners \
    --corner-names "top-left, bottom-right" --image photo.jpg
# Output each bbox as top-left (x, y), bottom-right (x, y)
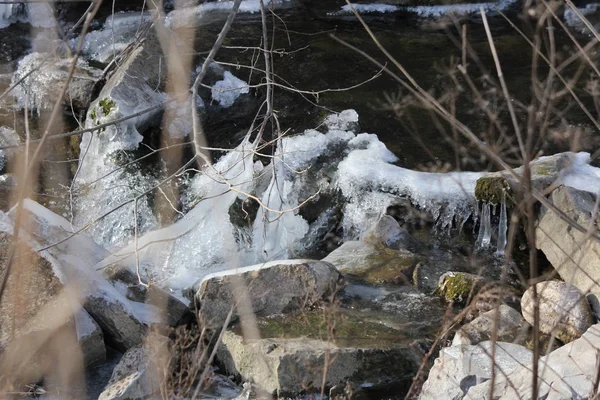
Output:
top-left (437, 272), bottom-right (483, 304)
top-left (474, 176), bottom-right (515, 206)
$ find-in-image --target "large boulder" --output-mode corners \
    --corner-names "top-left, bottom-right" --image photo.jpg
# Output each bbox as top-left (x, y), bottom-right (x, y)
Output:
top-left (452, 305), bottom-right (530, 346)
top-left (520, 280), bottom-right (593, 343)
top-left (217, 327), bottom-right (421, 397)
top-left (419, 341), bottom-right (533, 400)
top-left (5, 200), bottom-right (174, 350)
top-left (323, 240), bottom-right (420, 284)
top-left (465, 323), bottom-right (600, 399)
top-left (191, 260), bottom-right (341, 328)
top-left (536, 185), bottom-right (600, 314)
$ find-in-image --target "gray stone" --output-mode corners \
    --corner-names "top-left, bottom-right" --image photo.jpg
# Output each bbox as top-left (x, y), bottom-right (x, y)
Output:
top-left (7, 200), bottom-right (152, 351)
top-left (323, 240), bottom-right (420, 285)
top-left (217, 329), bottom-right (421, 397)
top-left (452, 305), bottom-right (530, 346)
top-left (363, 214), bottom-right (423, 252)
top-left (521, 280), bottom-right (593, 343)
top-left (419, 342), bottom-right (533, 400)
top-left (536, 185), bottom-right (600, 315)
top-left (76, 309), bottom-right (106, 368)
top-left (465, 323), bottom-right (600, 399)
top-left (193, 260), bottom-right (341, 328)
top-left (98, 334), bottom-right (169, 400)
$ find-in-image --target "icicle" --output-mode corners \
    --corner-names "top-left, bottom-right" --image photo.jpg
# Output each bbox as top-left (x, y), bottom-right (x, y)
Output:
top-left (496, 191), bottom-right (507, 254)
top-left (476, 202), bottom-right (492, 249)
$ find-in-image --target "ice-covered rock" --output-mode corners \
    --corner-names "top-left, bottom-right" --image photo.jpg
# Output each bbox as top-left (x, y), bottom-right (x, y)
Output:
top-left (465, 323), bottom-right (600, 399)
top-left (11, 52), bottom-right (102, 114)
top-left (419, 341), bottom-right (533, 400)
top-left (74, 28), bottom-right (165, 249)
top-left (521, 280), bottom-right (593, 343)
top-left (189, 259), bottom-right (341, 328)
top-left (0, 126), bottom-right (20, 171)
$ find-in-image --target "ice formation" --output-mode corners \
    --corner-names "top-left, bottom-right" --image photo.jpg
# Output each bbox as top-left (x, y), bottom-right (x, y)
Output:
top-left (340, 3), bottom-right (399, 13)
top-left (334, 0), bottom-right (518, 17)
top-left (0, 2), bottom-right (55, 29)
top-left (166, 0), bottom-right (292, 29)
top-left (73, 76), bottom-right (165, 249)
top-left (79, 12), bottom-right (153, 63)
top-left (0, 126), bottom-right (20, 171)
top-left (211, 71), bottom-right (249, 108)
top-left (558, 152), bottom-right (600, 194)
top-left (95, 110), bottom-right (487, 296)
top-left (11, 52), bottom-right (101, 113)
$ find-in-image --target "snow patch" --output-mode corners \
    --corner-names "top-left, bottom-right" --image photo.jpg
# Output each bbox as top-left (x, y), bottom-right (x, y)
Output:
top-left (558, 152), bottom-right (600, 194)
top-left (340, 3), bottom-right (399, 14)
top-left (211, 71), bottom-right (249, 108)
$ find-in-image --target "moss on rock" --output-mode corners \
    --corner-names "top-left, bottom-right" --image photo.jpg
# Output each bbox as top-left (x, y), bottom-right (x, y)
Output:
top-left (474, 176), bottom-right (514, 206)
top-left (437, 272), bottom-right (483, 304)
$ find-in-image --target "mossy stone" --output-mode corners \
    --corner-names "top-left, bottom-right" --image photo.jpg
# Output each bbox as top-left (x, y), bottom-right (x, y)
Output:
top-left (437, 272), bottom-right (483, 304)
top-left (474, 176), bottom-right (515, 206)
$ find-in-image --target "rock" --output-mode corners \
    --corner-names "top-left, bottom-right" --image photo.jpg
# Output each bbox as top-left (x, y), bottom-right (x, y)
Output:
top-left (0, 174), bottom-right (15, 210)
top-left (536, 185), bottom-right (600, 315)
top-left (98, 334), bottom-right (169, 400)
top-left (437, 272), bottom-right (484, 304)
top-left (520, 280), bottom-right (593, 343)
top-left (475, 152), bottom-right (576, 205)
top-left (0, 229), bottom-right (65, 348)
top-left (11, 52), bottom-right (102, 113)
top-left (217, 328), bottom-right (421, 397)
top-left (191, 260), bottom-right (341, 328)
top-left (76, 309), bottom-right (106, 367)
top-left (419, 341), bottom-right (533, 400)
top-left (6, 200), bottom-right (159, 351)
top-left (363, 214), bottom-right (423, 252)
top-left (452, 305), bottom-right (530, 346)
top-left (323, 240), bottom-right (420, 284)
top-left (465, 323), bottom-right (600, 399)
